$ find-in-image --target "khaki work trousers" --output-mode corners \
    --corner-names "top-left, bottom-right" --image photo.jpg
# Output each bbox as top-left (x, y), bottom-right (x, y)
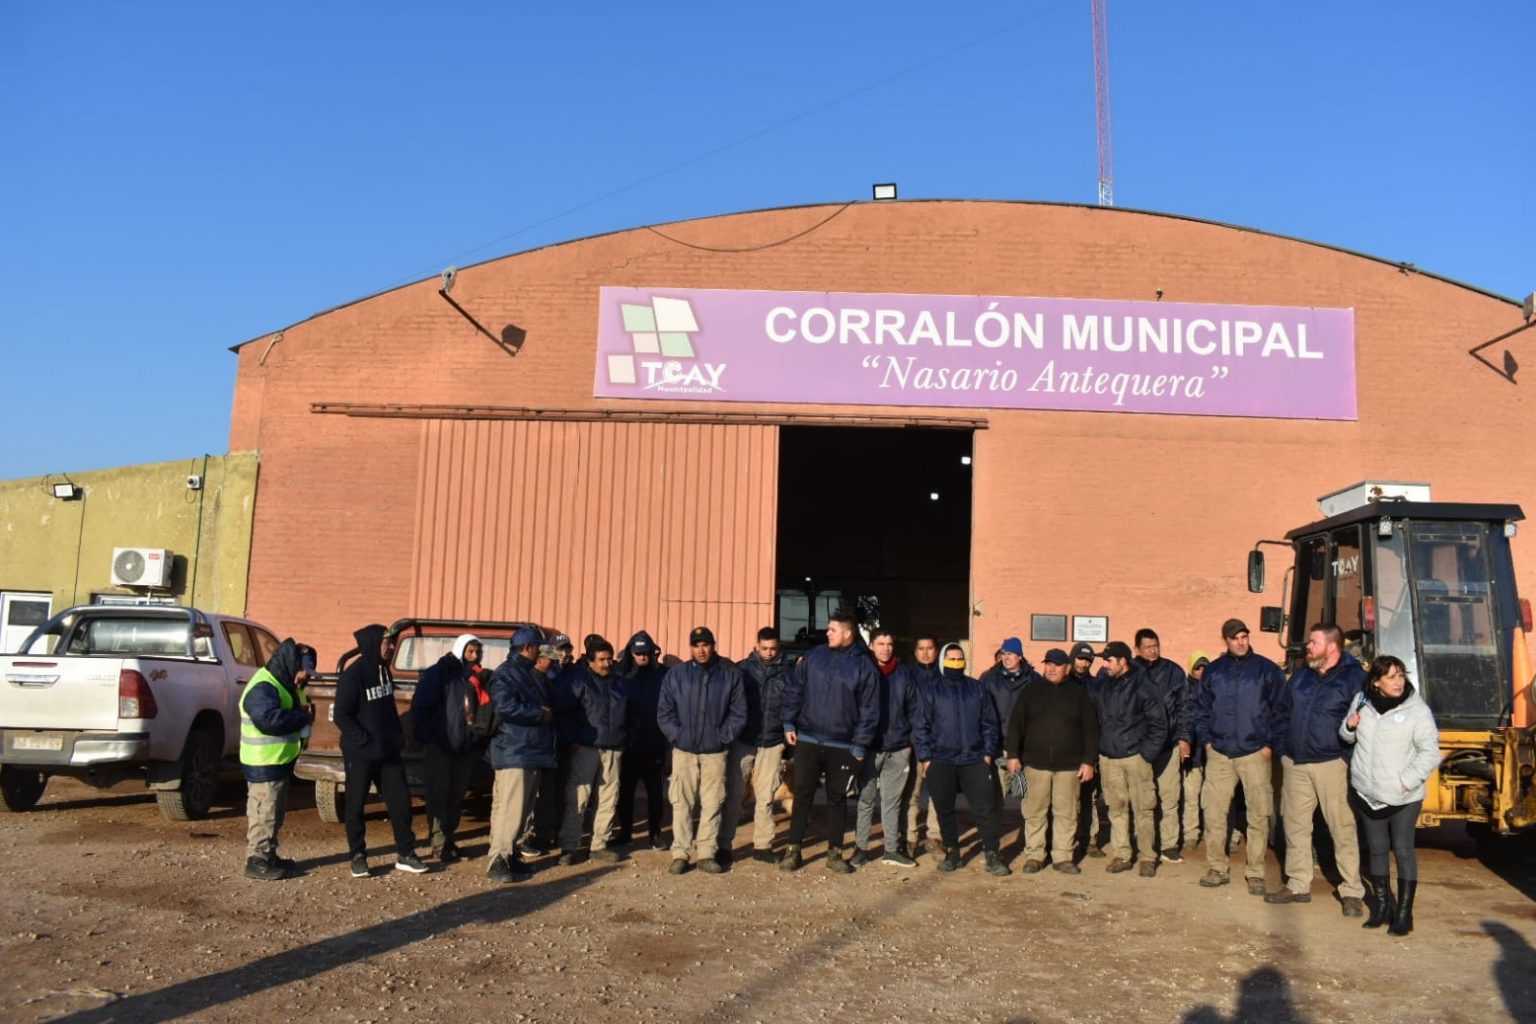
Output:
top-left (748, 743), bottom-right (785, 850)
top-left (1099, 754), bottom-right (1157, 863)
top-left (560, 746), bottom-right (623, 853)
top-left (1154, 751), bottom-right (1183, 850)
top-left (1023, 767), bottom-right (1081, 864)
top-left (670, 750), bottom-right (728, 862)
top-left (1182, 765), bottom-right (1204, 846)
top-left (489, 767), bottom-right (540, 860)
top-left (1280, 755), bottom-right (1364, 898)
top-left (905, 758), bottom-right (942, 848)
top-left (1202, 749), bottom-right (1272, 880)
top-left (245, 775), bottom-right (290, 860)
top-left (720, 740), bottom-right (768, 852)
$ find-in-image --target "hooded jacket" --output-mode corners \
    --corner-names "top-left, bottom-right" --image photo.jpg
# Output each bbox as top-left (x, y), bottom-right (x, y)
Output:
top-left (1134, 655), bottom-right (1191, 749)
top-left (980, 660), bottom-right (1039, 756)
top-left (1273, 652), bottom-right (1367, 765)
top-left (333, 624), bottom-right (406, 761)
top-left (741, 649), bottom-right (792, 748)
top-left (240, 638), bottom-right (313, 782)
top-left (781, 639), bottom-right (880, 756)
top-left (1340, 685), bottom-right (1440, 808)
top-left (618, 631), bottom-right (669, 755)
top-left (564, 662), bottom-right (630, 749)
top-left (487, 651), bottom-right (558, 769)
top-left (410, 634), bottom-right (486, 756)
top-left (912, 646), bottom-right (999, 766)
top-left (1191, 650), bottom-right (1286, 759)
top-left (1089, 664), bottom-right (1168, 762)
top-left (870, 656), bottom-right (920, 752)
top-left (657, 654), bottom-right (747, 755)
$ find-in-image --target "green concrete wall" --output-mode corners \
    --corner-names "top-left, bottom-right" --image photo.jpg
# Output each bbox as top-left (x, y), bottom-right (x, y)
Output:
top-left (0, 452), bottom-right (259, 615)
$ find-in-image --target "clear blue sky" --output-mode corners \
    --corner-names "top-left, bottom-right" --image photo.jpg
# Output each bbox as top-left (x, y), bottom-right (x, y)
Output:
top-left (3, 2), bottom-right (1530, 480)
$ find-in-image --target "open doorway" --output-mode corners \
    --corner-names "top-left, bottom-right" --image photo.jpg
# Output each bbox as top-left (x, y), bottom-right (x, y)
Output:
top-left (775, 426), bottom-right (973, 652)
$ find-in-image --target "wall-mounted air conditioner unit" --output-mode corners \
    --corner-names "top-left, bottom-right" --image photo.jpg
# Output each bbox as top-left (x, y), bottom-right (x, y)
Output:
top-left (110, 548), bottom-right (174, 588)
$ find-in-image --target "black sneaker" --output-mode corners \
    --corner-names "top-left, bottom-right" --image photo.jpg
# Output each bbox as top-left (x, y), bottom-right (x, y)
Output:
top-left (350, 856), bottom-right (370, 878)
top-left (937, 847), bottom-right (962, 872)
top-left (394, 853), bottom-right (429, 874)
top-left (778, 845), bottom-right (803, 872)
top-left (752, 849), bottom-right (777, 865)
top-left (245, 856), bottom-right (286, 881)
top-left (848, 848), bottom-right (869, 868)
top-left (557, 850), bottom-right (579, 866)
top-left (649, 834), bottom-right (668, 851)
top-left (984, 852), bottom-right (1012, 877)
top-left (826, 849), bottom-right (853, 875)
top-left (1160, 846), bottom-right (1183, 863)
top-left (487, 854), bottom-right (528, 883)
top-left (881, 848), bottom-right (918, 868)
top-left (439, 845), bottom-right (462, 864)
top-left (517, 836), bottom-right (546, 858)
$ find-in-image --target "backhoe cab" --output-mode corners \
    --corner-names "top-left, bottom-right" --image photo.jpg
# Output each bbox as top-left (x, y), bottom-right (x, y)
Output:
top-left (1248, 482), bottom-right (1536, 836)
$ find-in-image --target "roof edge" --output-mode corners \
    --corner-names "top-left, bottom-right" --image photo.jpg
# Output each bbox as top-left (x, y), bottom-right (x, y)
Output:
top-left (228, 198), bottom-right (1521, 352)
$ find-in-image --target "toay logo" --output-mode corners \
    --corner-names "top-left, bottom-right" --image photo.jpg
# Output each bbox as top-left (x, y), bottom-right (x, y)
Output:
top-left (605, 295), bottom-right (726, 394)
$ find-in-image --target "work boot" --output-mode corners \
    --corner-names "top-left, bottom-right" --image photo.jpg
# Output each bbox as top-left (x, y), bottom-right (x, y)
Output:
top-left (1053, 860), bottom-right (1081, 875)
top-left (1389, 879), bottom-right (1417, 936)
top-left (487, 854), bottom-right (528, 883)
top-left (698, 857), bottom-right (725, 875)
top-left (984, 851), bottom-right (1011, 877)
top-left (1106, 858), bottom-right (1133, 874)
top-left (439, 844), bottom-right (462, 864)
top-left (938, 847), bottom-right (962, 873)
top-left (557, 850), bottom-right (579, 867)
top-left (590, 847), bottom-right (621, 863)
top-left (1264, 887), bottom-right (1311, 904)
top-left (1199, 870), bottom-right (1230, 888)
top-left (778, 844), bottom-right (803, 872)
top-left (244, 856), bottom-right (286, 881)
top-left (826, 848), bottom-right (854, 874)
top-left (1021, 859), bottom-right (1045, 874)
top-left (1363, 874), bottom-right (1394, 929)
top-left (715, 847), bottom-right (734, 868)
top-left (1138, 860), bottom-right (1158, 878)
top-left (1086, 845), bottom-right (1106, 859)
top-left (1246, 877), bottom-right (1268, 896)
top-left (1341, 897), bottom-right (1366, 918)
top-left (668, 857), bottom-right (690, 875)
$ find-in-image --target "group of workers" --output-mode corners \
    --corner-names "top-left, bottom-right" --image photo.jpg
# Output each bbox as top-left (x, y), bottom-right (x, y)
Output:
top-left (238, 613), bottom-right (1439, 937)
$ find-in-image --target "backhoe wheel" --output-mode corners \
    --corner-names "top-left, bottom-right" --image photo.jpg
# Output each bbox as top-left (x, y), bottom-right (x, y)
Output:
top-left (156, 729), bottom-right (221, 821)
top-left (0, 766), bottom-right (47, 812)
top-left (314, 779), bottom-right (343, 823)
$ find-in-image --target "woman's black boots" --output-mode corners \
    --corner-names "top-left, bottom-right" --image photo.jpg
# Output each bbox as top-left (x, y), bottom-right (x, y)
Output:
top-left (1363, 874), bottom-right (1394, 929)
top-left (1389, 879), bottom-right (1417, 936)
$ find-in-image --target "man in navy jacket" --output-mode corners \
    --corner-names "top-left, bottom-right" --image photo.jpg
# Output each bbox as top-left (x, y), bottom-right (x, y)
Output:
top-left (852, 630), bottom-right (921, 868)
top-left (1091, 641), bottom-right (1168, 877)
top-left (486, 627), bottom-right (558, 884)
top-left (657, 626), bottom-right (747, 875)
top-left (779, 612), bottom-right (880, 874)
top-left (1192, 618), bottom-right (1286, 894)
top-left (734, 627), bottom-right (793, 864)
top-left (1134, 627), bottom-right (1193, 862)
top-left (558, 637), bottom-right (629, 865)
top-left (1266, 622), bottom-right (1367, 916)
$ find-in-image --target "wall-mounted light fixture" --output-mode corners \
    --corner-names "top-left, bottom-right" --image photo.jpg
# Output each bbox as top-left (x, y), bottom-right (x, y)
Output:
top-left (52, 481), bottom-right (81, 501)
top-left (872, 183), bottom-right (898, 201)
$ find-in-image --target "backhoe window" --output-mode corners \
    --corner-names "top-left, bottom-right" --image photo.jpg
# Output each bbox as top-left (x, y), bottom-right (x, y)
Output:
top-left (1291, 536), bottom-right (1328, 650)
top-left (1409, 522), bottom-right (1503, 726)
top-left (1332, 526), bottom-right (1365, 657)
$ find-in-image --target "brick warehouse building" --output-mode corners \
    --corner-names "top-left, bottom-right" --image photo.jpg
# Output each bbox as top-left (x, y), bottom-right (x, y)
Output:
top-left (227, 199), bottom-right (1534, 666)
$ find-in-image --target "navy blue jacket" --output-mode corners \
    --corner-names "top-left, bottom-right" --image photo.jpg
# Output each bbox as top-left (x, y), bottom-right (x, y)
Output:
top-left (487, 653), bottom-right (558, 769)
top-left (657, 656), bottom-right (747, 755)
top-left (980, 662), bottom-right (1038, 757)
top-left (1273, 653), bottom-right (1367, 764)
top-left (871, 659), bottom-right (920, 752)
top-left (410, 652), bottom-right (481, 755)
top-left (1089, 666), bottom-right (1168, 762)
top-left (334, 625), bottom-right (406, 762)
top-left (565, 664), bottom-right (630, 749)
top-left (782, 641), bottom-right (880, 756)
top-left (1134, 655), bottom-right (1191, 749)
top-left (618, 634), bottom-right (669, 755)
top-left (741, 650), bottom-right (792, 748)
top-left (912, 669), bottom-right (1000, 766)
top-left (241, 638), bottom-right (312, 782)
top-left (1192, 651), bottom-right (1286, 758)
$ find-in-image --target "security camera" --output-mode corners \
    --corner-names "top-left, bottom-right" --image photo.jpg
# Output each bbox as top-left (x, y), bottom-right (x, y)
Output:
top-left (186, 475), bottom-right (203, 491)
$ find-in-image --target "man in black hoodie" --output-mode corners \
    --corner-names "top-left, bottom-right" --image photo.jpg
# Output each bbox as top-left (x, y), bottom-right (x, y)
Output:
top-left (615, 630), bottom-right (668, 850)
top-left (409, 633), bottom-right (487, 864)
top-left (334, 624), bottom-right (426, 877)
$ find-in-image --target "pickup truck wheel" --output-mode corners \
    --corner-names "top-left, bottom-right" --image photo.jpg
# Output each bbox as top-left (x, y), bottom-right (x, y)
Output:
top-left (156, 729), bottom-right (221, 821)
top-left (314, 779), bottom-right (343, 824)
top-left (0, 766), bottom-right (47, 812)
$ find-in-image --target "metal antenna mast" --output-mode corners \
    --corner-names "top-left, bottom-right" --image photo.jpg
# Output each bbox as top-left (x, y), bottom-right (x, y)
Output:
top-left (1091, 0), bottom-right (1114, 206)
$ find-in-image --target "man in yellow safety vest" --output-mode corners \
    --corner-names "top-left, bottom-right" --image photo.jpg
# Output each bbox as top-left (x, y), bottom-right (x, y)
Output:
top-left (240, 639), bottom-right (316, 880)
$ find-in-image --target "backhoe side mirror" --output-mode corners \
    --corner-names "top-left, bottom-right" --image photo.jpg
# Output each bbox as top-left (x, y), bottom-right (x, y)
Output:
top-left (1247, 550), bottom-right (1266, 594)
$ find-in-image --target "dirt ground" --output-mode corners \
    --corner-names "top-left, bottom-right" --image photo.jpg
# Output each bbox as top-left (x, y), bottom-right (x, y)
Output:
top-left (3, 776), bottom-right (1535, 1024)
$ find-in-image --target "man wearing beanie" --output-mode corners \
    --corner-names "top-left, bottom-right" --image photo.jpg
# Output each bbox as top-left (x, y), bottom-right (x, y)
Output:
top-left (657, 626), bottom-right (746, 875)
top-left (1006, 648), bottom-right (1099, 874)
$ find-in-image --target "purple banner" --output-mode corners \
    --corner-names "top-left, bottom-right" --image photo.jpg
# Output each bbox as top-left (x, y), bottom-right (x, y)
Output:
top-left (593, 287), bottom-right (1356, 420)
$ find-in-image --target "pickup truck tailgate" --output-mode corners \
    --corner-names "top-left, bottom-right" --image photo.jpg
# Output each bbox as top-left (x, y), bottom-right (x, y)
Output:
top-left (1, 658), bottom-right (122, 730)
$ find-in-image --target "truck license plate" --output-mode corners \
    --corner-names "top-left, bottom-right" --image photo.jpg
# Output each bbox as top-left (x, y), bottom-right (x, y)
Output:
top-left (12, 734), bottom-right (64, 752)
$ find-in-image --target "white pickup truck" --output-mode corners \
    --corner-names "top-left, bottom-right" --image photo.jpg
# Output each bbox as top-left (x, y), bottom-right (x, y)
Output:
top-left (0, 605), bottom-right (282, 821)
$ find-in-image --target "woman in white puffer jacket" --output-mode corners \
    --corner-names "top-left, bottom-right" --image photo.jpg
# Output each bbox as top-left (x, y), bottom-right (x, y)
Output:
top-left (1340, 654), bottom-right (1439, 937)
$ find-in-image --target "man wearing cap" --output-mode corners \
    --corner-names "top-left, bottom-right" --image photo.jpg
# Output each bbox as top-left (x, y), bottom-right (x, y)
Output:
top-left (779, 612), bottom-right (880, 874)
top-left (1266, 622), bottom-right (1366, 915)
top-left (980, 636), bottom-right (1039, 850)
top-left (1192, 619), bottom-right (1286, 894)
top-left (525, 633), bottom-right (577, 856)
top-left (905, 635), bottom-right (941, 857)
top-left (615, 631), bottom-right (668, 850)
top-left (735, 626), bottom-right (793, 864)
top-left (1091, 641), bottom-right (1167, 877)
top-left (1182, 651), bottom-right (1211, 855)
top-left (657, 627), bottom-right (747, 875)
top-left (558, 637), bottom-right (629, 865)
top-left (1005, 648), bottom-right (1099, 874)
top-left (1069, 642), bottom-right (1109, 858)
top-left (486, 627), bottom-right (558, 883)
top-left (1133, 627), bottom-right (1195, 863)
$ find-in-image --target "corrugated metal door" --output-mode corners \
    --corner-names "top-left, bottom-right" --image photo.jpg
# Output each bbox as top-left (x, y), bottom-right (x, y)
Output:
top-left (410, 419), bottom-right (777, 659)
